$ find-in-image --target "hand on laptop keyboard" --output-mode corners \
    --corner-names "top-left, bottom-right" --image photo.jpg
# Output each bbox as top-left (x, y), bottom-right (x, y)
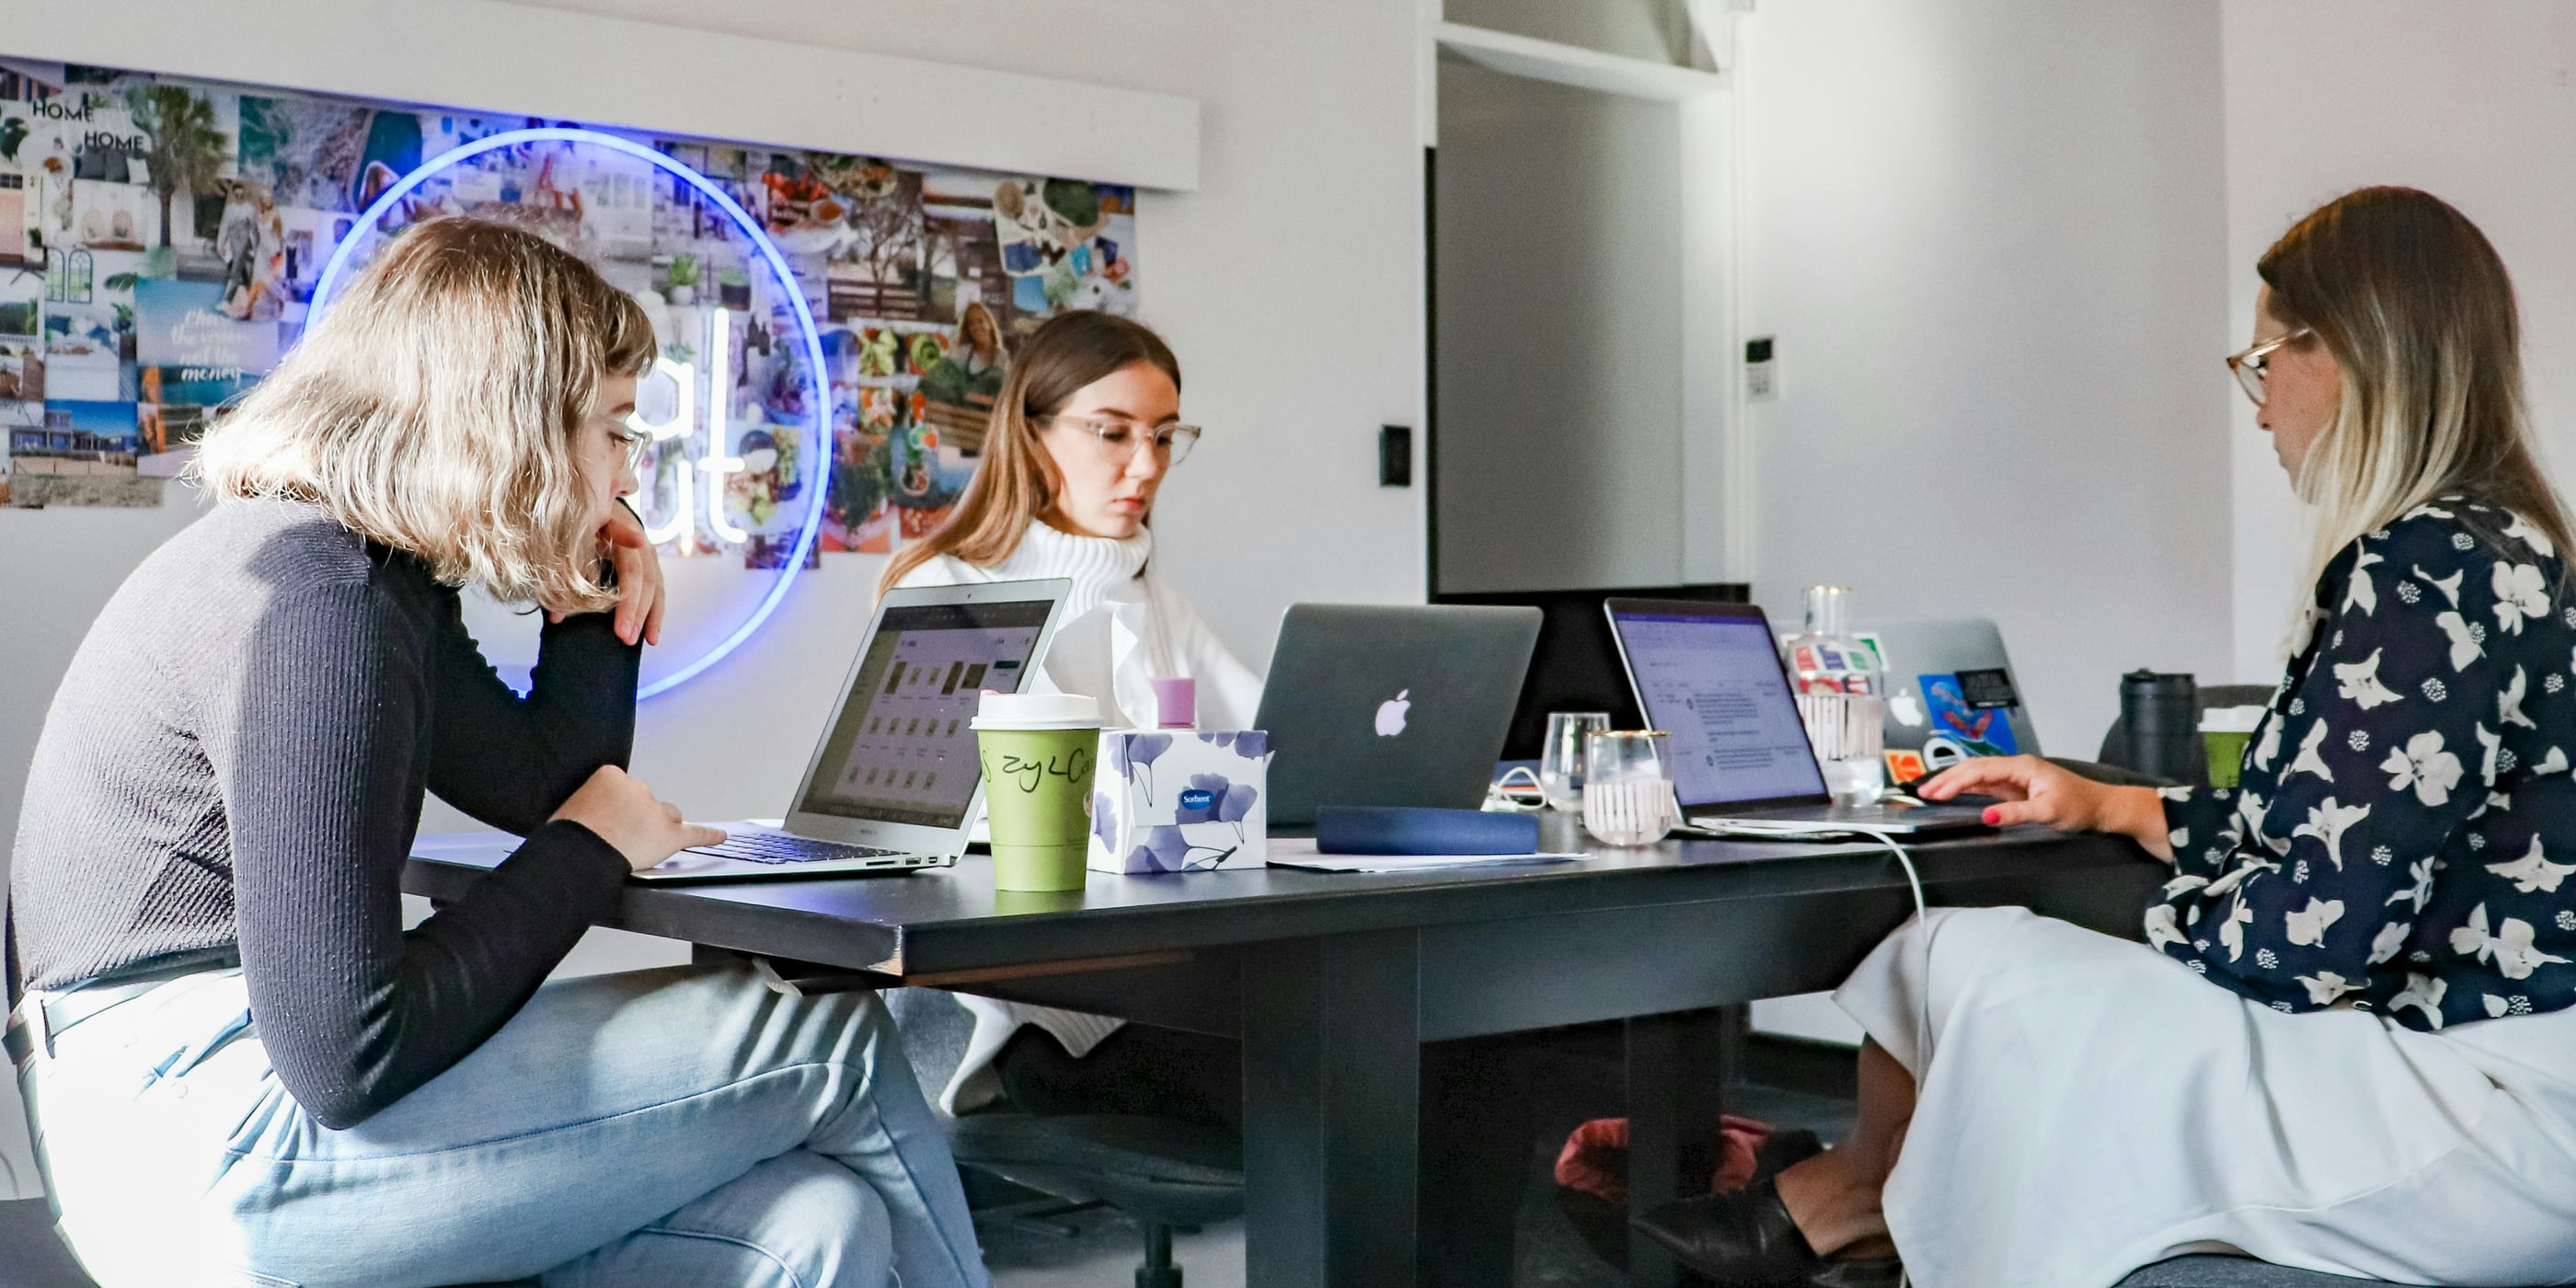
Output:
top-left (554, 765), bottom-right (730, 872)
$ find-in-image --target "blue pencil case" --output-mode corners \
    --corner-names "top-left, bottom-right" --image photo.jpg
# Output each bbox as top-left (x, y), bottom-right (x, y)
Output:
top-left (1313, 807), bottom-right (1540, 856)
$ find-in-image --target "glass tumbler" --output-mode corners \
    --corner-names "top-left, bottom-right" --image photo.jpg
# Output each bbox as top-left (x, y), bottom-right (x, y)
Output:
top-left (1581, 730), bottom-right (1676, 846)
top-left (1539, 711), bottom-right (1612, 811)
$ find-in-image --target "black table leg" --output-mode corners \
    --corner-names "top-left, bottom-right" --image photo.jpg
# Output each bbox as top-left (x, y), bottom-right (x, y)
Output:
top-left (1625, 1006), bottom-right (1741, 1288)
top-left (1242, 929), bottom-right (1422, 1288)
top-left (1418, 1032), bottom-right (1536, 1288)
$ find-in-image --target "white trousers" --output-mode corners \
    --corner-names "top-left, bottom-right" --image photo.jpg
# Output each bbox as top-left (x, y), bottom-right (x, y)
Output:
top-left (1835, 906), bottom-right (2576, 1288)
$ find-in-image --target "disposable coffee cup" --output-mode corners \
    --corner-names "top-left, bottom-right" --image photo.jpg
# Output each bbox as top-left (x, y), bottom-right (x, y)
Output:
top-left (2199, 706), bottom-right (2265, 790)
top-left (972, 692), bottom-right (1101, 892)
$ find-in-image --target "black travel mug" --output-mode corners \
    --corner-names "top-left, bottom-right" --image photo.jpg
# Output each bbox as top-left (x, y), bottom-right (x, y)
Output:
top-left (2120, 671), bottom-right (2200, 784)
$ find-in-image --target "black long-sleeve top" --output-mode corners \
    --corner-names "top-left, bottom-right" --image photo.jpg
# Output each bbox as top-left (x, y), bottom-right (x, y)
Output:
top-left (2156, 498), bottom-right (2576, 1030)
top-left (9, 499), bottom-right (637, 1128)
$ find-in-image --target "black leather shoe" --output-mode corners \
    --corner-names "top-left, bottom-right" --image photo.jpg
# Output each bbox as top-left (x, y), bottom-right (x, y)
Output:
top-left (1631, 1175), bottom-right (1823, 1285)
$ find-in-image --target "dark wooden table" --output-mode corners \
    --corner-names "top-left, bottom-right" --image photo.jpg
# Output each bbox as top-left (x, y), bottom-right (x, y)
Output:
top-left (408, 817), bottom-right (2162, 1288)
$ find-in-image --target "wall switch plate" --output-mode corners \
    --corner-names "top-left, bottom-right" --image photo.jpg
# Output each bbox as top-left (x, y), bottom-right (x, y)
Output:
top-left (1745, 335), bottom-right (1779, 402)
top-left (1379, 424), bottom-right (1412, 487)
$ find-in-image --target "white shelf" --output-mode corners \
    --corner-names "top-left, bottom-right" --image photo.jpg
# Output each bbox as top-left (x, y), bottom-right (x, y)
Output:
top-left (0, 0), bottom-right (1202, 190)
top-left (1434, 20), bottom-right (1727, 102)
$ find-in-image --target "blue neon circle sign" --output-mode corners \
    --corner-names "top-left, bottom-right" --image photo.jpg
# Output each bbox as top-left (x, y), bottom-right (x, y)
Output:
top-left (308, 127), bottom-right (831, 699)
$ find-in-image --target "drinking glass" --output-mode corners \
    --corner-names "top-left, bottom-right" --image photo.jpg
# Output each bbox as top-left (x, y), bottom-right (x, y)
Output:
top-left (1581, 730), bottom-right (1676, 846)
top-left (1539, 711), bottom-right (1612, 811)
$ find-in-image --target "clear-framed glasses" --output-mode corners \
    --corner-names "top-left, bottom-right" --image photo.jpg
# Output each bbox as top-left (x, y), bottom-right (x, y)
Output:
top-left (2225, 328), bottom-right (2312, 408)
top-left (1039, 415), bottom-right (1202, 467)
top-left (602, 415), bottom-right (654, 477)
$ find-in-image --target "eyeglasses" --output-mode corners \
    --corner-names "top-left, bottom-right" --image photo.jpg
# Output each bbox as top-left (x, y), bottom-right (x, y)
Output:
top-left (1039, 415), bottom-right (1202, 468)
top-left (2225, 328), bottom-right (2312, 408)
top-left (604, 416), bottom-right (654, 477)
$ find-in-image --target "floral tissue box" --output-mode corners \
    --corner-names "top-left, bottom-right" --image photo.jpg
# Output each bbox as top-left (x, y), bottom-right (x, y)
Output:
top-left (1089, 729), bottom-right (1271, 873)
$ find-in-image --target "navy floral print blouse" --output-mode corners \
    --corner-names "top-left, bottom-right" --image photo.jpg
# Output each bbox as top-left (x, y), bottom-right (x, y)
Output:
top-left (2156, 498), bottom-right (2576, 1030)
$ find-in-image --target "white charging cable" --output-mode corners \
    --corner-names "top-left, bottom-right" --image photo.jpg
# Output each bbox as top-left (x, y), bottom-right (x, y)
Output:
top-left (1698, 820), bottom-right (1926, 925)
top-left (1694, 818), bottom-right (1936, 1110)
top-left (1482, 765), bottom-right (1549, 813)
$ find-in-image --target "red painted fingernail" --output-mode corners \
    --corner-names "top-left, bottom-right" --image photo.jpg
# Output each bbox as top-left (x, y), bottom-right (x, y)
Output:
top-left (1983, 808), bottom-right (2001, 824)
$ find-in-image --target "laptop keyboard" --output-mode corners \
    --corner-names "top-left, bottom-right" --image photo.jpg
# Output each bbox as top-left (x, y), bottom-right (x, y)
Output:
top-left (684, 834), bottom-right (912, 866)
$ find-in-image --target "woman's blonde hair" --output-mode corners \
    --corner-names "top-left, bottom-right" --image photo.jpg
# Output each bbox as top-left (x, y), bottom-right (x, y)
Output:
top-left (879, 310), bottom-right (1179, 593)
top-left (191, 216), bottom-right (655, 612)
top-left (2265, 187), bottom-right (2572, 597)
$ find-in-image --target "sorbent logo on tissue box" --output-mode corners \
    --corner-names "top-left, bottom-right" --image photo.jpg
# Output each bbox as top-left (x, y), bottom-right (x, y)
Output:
top-left (1089, 729), bottom-right (1271, 873)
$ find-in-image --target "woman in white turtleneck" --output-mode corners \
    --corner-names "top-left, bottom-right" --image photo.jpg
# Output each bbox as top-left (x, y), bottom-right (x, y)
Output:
top-left (879, 309), bottom-right (1259, 1120)
top-left (880, 309), bottom-right (1259, 731)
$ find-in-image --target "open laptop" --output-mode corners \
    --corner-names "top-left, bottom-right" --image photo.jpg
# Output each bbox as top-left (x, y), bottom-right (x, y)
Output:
top-left (1604, 598), bottom-right (1989, 835)
top-left (1852, 617), bottom-right (2041, 774)
top-left (1256, 604), bottom-right (1543, 830)
top-left (638, 579), bottom-right (1073, 882)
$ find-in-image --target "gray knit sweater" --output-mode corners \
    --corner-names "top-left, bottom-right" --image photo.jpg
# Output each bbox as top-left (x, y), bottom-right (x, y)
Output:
top-left (8, 499), bottom-right (636, 1128)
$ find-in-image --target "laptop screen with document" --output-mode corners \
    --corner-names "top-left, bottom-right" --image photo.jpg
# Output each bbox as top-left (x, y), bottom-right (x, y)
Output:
top-left (1605, 603), bottom-right (1829, 809)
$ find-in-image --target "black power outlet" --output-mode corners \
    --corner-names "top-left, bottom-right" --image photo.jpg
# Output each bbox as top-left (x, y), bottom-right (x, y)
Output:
top-left (1379, 424), bottom-right (1412, 488)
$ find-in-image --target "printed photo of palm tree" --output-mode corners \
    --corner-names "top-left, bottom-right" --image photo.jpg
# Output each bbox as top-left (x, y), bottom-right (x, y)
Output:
top-left (123, 84), bottom-right (227, 268)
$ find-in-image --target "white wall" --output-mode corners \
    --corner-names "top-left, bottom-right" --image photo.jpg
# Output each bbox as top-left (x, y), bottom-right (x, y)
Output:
top-left (1728, 0), bottom-right (2233, 1046)
top-left (1732, 0), bottom-right (2236, 757)
top-left (2222, 0), bottom-right (2576, 682)
top-left (0, 0), bottom-right (1430, 1198)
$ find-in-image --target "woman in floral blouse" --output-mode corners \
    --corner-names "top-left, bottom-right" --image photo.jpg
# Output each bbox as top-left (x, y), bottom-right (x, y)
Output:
top-left (1637, 188), bottom-right (2576, 1288)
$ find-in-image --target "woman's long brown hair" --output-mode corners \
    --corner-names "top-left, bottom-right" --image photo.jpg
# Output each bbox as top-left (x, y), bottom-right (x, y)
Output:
top-left (2261, 186), bottom-right (2573, 593)
top-left (879, 310), bottom-right (1181, 592)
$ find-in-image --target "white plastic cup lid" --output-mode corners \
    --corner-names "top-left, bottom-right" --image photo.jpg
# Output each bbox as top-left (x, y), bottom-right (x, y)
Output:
top-left (970, 692), bottom-right (1101, 730)
top-left (2199, 705), bottom-right (2266, 734)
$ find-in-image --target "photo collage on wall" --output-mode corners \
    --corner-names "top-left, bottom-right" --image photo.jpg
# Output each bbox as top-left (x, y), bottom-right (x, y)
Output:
top-left (0, 55), bottom-right (1144, 569)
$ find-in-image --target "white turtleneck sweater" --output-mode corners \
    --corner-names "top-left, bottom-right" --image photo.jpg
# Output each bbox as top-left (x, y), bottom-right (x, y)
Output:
top-left (894, 520), bottom-right (1265, 1110)
top-left (895, 521), bottom-right (1262, 731)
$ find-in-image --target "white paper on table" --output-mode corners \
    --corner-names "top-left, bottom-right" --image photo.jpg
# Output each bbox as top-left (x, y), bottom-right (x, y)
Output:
top-left (1263, 837), bottom-right (1585, 874)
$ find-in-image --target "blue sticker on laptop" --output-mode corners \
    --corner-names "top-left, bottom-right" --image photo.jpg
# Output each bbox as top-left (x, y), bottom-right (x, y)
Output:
top-left (1918, 673), bottom-right (2018, 755)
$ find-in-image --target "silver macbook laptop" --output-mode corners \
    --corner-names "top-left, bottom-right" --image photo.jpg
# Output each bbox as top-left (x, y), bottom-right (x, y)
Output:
top-left (1604, 598), bottom-right (1988, 835)
top-left (1853, 617), bottom-right (2041, 773)
top-left (639, 579), bottom-right (1073, 882)
top-left (1255, 604), bottom-right (1542, 829)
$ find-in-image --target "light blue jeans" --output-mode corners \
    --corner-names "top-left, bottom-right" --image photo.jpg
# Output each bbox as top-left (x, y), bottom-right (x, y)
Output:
top-left (16, 963), bottom-right (990, 1288)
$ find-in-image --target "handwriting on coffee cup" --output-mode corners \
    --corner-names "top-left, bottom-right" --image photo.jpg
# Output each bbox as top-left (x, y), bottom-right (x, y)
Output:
top-left (991, 746), bottom-right (1094, 794)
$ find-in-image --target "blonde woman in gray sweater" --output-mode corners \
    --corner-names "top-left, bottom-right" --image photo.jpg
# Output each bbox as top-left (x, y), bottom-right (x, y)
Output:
top-left (7, 218), bottom-right (984, 1288)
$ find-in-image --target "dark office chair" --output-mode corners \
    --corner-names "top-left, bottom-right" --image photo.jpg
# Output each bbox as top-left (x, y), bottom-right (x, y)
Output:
top-left (879, 984), bottom-right (1245, 1287)
top-left (949, 1111), bottom-right (1244, 1288)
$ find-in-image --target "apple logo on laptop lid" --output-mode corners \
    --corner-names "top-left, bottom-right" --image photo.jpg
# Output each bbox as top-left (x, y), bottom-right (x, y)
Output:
top-left (1374, 690), bottom-right (1411, 737)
